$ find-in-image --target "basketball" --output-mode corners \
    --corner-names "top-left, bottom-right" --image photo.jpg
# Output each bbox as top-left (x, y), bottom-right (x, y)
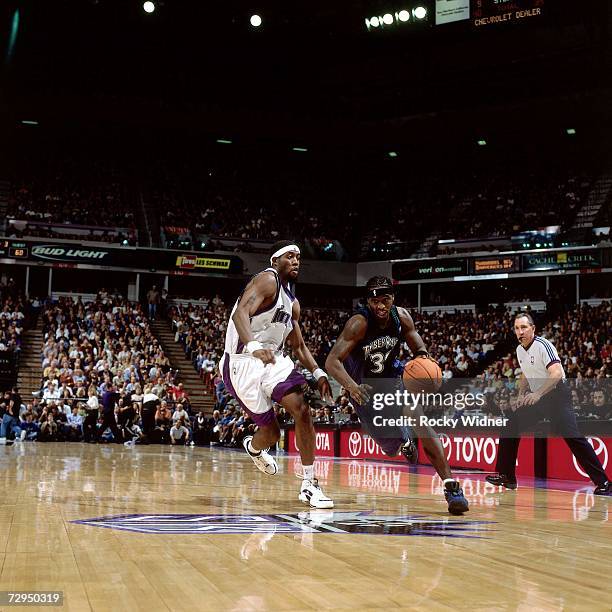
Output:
top-left (402, 357), bottom-right (442, 394)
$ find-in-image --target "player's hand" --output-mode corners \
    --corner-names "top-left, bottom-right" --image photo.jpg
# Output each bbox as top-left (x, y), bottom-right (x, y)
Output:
top-left (416, 354), bottom-right (439, 367)
top-left (316, 377), bottom-right (333, 404)
top-left (252, 349), bottom-right (276, 365)
top-left (349, 383), bottom-right (373, 406)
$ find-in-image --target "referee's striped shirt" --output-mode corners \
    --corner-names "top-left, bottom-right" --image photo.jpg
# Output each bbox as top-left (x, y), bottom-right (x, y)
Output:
top-left (516, 335), bottom-right (565, 393)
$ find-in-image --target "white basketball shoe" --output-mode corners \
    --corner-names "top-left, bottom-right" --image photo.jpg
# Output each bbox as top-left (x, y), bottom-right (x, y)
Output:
top-left (299, 479), bottom-right (334, 509)
top-left (242, 435), bottom-right (278, 476)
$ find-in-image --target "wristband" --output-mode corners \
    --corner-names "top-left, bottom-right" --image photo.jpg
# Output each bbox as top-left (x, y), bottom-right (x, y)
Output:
top-left (415, 349), bottom-right (430, 358)
top-left (246, 341), bottom-right (264, 354)
top-left (313, 368), bottom-right (327, 381)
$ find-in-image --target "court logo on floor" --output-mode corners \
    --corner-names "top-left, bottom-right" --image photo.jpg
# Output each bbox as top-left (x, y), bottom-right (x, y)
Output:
top-left (73, 512), bottom-right (494, 538)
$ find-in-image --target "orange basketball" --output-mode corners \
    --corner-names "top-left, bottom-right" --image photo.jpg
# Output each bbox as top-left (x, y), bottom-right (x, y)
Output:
top-left (402, 358), bottom-right (442, 394)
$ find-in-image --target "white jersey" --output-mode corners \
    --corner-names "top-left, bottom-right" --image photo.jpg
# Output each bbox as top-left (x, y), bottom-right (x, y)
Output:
top-left (516, 335), bottom-right (565, 393)
top-left (224, 268), bottom-right (296, 355)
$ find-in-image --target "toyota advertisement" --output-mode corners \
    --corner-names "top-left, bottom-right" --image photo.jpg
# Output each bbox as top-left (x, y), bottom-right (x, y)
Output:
top-left (287, 428), bottom-right (336, 458)
top-left (416, 432), bottom-right (535, 476)
top-left (339, 429), bottom-right (404, 462)
top-left (546, 437), bottom-right (611, 481)
top-left (284, 426), bottom-right (612, 482)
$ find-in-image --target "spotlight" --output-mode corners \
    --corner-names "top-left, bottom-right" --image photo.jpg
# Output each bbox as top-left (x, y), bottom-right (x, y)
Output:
top-left (397, 10), bottom-right (410, 22)
top-left (369, 16), bottom-right (380, 27)
top-left (413, 6), bottom-right (427, 19)
top-left (382, 13), bottom-right (394, 25)
top-left (250, 14), bottom-right (262, 27)
top-left (388, 151), bottom-right (398, 158)
top-left (566, 128), bottom-right (576, 135)
top-left (143, 1), bottom-right (155, 14)
top-left (477, 139), bottom-right (487, 146)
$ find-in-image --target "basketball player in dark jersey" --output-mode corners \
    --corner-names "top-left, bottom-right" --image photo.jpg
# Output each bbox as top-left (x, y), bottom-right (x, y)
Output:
top-left (326, 276), bottom-right (469, 515)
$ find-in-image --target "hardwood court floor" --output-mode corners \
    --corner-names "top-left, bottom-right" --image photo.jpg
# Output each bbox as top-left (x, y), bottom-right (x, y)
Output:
top-left (0, 442), bottom-right (610, 611)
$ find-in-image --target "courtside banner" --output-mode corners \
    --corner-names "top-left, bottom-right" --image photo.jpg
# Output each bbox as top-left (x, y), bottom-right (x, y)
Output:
top-left (546, 437), bottom-right (612, 481)
top-left (417, 433), bottom-right (535, 476)
top-left (287, 428), bottom-right (337, 457)
top-left (339, 429), bottom-right (404, 461)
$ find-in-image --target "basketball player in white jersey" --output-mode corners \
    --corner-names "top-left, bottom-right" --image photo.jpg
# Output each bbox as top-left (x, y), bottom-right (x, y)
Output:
top-left (220, 241), bottom-right (334, 509)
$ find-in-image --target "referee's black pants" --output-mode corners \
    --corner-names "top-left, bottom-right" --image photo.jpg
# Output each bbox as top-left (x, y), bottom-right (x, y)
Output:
top-left (496, 382), bottom-right (609, 486)
top-left (141, 407), bottom-right (156, 437)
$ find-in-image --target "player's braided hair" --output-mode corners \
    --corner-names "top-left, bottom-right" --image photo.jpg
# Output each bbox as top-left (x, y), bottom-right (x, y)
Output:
top-left (366, 276), bottom-right (393, 291)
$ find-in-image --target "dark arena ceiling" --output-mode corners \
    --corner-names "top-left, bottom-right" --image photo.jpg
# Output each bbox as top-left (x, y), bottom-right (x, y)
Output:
top-left (1, 0), bottom-right (610, 149)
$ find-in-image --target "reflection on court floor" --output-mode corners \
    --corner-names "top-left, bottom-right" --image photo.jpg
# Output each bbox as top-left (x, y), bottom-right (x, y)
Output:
top-left (0, 442), bottom-right (610, 610)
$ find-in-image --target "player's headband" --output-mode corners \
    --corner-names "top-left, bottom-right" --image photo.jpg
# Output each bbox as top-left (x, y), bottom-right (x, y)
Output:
top-left (367, 285), bottom-right (394, 298)
top-left (270, 244), bottom-right (300, 264)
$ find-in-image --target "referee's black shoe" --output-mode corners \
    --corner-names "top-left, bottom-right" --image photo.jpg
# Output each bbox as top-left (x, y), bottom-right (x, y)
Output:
top-left (485, 474), bottom-right (518, 490)
top-left (593, 481), bottom-right (612, 496)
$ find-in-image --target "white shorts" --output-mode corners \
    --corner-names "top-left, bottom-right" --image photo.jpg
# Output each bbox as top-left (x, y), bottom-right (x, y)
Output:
top-left (220, 352), bottom-right (306, 425)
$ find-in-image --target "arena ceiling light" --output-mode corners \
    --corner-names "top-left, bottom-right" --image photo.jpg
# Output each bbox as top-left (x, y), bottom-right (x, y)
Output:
top-left (216, 138), bottom-right (233, 144)
top-left (250, 14), bottom-right (262, 27)
top-left (388, 151), bottom-right (398, 158)
top-left (365, 6), bottom-right (430, 31)
top-left (477, 139), bottom-right (487, 146)
top-left (566, 128), bottom-right (576, 135)
top-left (143, 2), bottom-right (155, 14)
top-left (292, 146), bottom-right (308, 152)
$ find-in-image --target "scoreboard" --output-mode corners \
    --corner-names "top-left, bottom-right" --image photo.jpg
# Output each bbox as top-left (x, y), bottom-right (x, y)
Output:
top-left (472, 0), bottom-right (545, 27)
top-left (0, 240), bottom-right (29, 260)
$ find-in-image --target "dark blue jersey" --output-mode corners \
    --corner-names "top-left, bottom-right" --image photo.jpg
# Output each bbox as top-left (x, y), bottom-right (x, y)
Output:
top-left (344, 305), bottom-right (403, 384)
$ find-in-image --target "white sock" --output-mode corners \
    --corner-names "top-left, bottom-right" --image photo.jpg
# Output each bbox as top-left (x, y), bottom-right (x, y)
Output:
top-left (443, 478), bottom-right (456, 486)
top-left (247, 439), bottom-right (261, 455)
top-left (302, 465), bottom-right (314, 481)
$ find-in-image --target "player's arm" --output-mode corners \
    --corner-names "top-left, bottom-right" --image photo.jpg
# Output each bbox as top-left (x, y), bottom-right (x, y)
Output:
top-left (397, 307), bottom-right (431, 358)
top-left (325, 314), bottom-right (371, 406)
top-left (231, 272), bottom-right (277, 364)
top-left (286, 300), bottom-right (332, 402)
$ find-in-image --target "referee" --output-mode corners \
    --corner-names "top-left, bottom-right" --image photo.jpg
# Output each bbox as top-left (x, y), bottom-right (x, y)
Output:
top-left (487, 313), bottom-right (611, 496)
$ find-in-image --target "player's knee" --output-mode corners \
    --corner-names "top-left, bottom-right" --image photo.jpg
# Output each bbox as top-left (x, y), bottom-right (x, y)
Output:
top-left (294, 402), bottom-right (311, 424)
top-left (282, 395), bottom-right (310, 423)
